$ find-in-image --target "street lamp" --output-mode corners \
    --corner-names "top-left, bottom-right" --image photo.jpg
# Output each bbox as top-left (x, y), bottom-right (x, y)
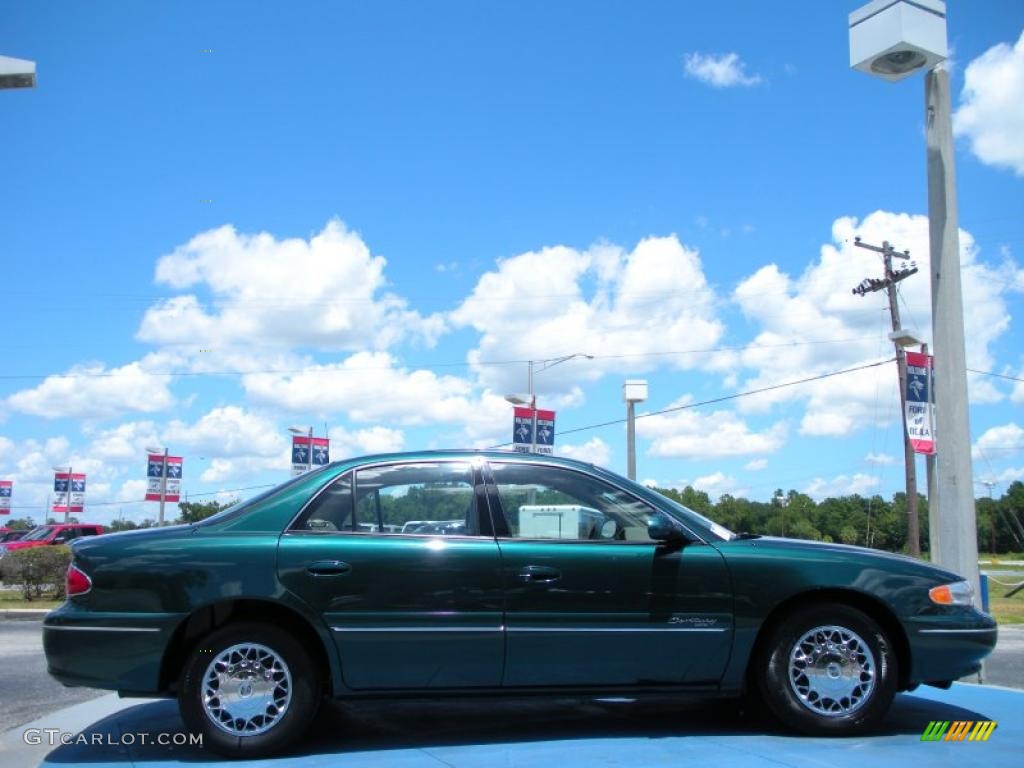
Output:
top-left (623, 380), bottom-right (648, 481)
top-left (504, 353), bottom-right (594, 453)
top-left (289, 426), bottom-right (314, 473)
top-left (145, 446), bottom-right (170, 526)
top-left (849, 0), bottom-right (979, 602)
top-left (0, 55), bottom-right (36, 90)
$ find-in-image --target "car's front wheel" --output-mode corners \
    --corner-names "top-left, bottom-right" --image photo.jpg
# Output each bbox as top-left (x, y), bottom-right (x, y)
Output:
top-left (179, 622), bottom-right (321, 758)
top-left (757, 603), bottom-right (896, 735)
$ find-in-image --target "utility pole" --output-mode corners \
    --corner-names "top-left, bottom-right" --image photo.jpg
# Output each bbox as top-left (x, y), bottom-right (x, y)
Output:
top-left (852, 237), bottom-right (921, 556)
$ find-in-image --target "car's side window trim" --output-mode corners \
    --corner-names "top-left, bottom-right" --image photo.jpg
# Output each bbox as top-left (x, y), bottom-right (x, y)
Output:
top-left (285, 459), bottom-right (495, 539)
top-left (483, 458), bottom-right (706, 545)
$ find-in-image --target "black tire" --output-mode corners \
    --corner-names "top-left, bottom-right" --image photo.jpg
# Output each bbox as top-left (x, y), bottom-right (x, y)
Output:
top-left (179, 622), bottom-right (322, 758)
top-left (756, 603), bottom-right (896, 735)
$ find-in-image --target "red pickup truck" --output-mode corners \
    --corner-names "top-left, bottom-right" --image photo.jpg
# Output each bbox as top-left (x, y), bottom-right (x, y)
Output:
top-left (1, 523), bottom-right (105, 553)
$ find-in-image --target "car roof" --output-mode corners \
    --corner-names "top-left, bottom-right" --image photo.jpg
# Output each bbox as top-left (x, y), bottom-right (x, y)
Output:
top-left (330, 449), bottom-right (598, 471)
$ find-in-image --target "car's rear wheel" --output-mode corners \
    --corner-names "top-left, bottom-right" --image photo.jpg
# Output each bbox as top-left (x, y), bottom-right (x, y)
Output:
top-left (757, 603), bottom-right (896, 735)
top-left (179, 622), bottom-right (321, 758)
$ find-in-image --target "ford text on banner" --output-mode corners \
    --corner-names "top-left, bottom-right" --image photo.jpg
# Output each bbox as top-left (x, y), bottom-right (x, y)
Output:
top-left (146, 455), bottom-right (183, 502)
top-left (905, 351), bottom-right (935, 455)
top-left (53, 472), bottom-right (86, 513)
top-left (292, 436), bottom-right (330, 475)
top-left (511, 407), bottom-right (557, 454)
top-left (0, 480), bottom-right (11, 514)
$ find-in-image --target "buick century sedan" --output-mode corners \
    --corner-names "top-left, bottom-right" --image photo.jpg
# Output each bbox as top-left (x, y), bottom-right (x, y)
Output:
top-left (44, 451), bottom-right (997, 757)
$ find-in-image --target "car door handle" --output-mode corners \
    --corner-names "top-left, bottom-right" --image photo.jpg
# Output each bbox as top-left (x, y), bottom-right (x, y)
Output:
top-left (516, 565), bottom-right (561, 583)
top-left (306, 560), bottom-right (351, 576)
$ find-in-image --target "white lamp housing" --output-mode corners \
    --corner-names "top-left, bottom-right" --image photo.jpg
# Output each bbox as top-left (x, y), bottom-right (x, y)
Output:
top-left (0, 55), bottom-right (37, 89)
top-left (849, 0), bottom-right (947, 83)
top-left (623, 379), bottom-right (648, 403)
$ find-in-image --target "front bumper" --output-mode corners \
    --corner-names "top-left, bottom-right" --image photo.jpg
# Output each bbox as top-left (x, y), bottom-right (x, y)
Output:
top-left (905, 610), bottom-right (998, 683)
top-left (43, 602), bottom-right (184, 693)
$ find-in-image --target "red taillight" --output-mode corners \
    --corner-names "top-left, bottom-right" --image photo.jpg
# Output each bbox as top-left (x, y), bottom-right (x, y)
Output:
top-left (66, 564), bottom-right (92, 596)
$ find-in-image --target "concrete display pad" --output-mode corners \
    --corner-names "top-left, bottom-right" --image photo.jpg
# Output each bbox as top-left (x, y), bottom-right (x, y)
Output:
top-left (0, 682), bottom-right (1019, 767)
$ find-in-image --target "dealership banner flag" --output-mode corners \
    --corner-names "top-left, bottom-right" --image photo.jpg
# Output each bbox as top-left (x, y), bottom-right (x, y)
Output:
top-left (292, 436), bottom-right (330, 475)
top-left (53, 472), bottom-right (86, 513)
top-left (512, 407), bottom-right (556, 454)
top-left (146, 455), bottom-right (183, 502)
top-left (0, 480), bottom-right (11, 514)
top-left (905, 352), bottom-right (935, 455)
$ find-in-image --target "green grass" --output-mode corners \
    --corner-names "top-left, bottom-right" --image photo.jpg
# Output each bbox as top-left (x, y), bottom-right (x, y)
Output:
top-left (0, 594), bottom-right (62, 610)
top-left (989, 596), bottom-right (1024, 625)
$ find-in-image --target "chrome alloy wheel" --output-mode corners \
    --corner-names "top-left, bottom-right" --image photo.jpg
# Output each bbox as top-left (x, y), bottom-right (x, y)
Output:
top-left (788, 625), bottom-right (876, 717)
top-left (201, 642), bottom-right (292, 736)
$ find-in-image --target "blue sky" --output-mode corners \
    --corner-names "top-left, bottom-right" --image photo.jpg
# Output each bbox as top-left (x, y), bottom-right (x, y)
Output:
top-left (2, 0), bottom-right (1023, 524)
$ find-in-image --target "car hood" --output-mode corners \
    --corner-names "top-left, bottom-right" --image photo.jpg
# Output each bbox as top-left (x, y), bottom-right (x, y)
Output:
top-left (732, 535), bottom-right (963, 582)
top-left (3, 540), bottom-right (47, 551)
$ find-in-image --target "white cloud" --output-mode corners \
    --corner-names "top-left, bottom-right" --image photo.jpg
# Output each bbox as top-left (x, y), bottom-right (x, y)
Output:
top-left (744, 458), bottom-right (768, 471)
top-left (85, 421), bottom-right (161, 462)
top-left (557, 437), bottom-right (611, 467)
top-left (162, 406), bottom-right (288, 483)
top-left (682, 52), bottom-right (762, 88)
top-left (328, 425), bottom-right (405, 458)
top-left (973, 422), bottom-right (1024, 460)
top-left (954, 29), bottom-right (1024, 175)
top-left (451, 236), bottom-right (724, 398)
top-left (865, 452), bottom-right (897, 466)
top-left (638, 399), bottom-right (787, 459)
top-left (242, 351), bottom-right (476, 426)
top-left (727, 210), bottom-right (1016, 436)
top-left (804, 473), bottom-right (880, 500)
top-left (691, 471), bottom-right (746, 499)
top-left (6, 360), bottom-right (175, 420)
top-left (137, 220), bottom-right (444, 351)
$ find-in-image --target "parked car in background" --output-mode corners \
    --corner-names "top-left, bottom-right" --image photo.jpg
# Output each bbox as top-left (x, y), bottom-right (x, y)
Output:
top-left (1, 523), bottom-right (104, 556)
top-left (43, 452), bottom-right (996, 758)
top-left (0, 527), bottom-right (29, 544)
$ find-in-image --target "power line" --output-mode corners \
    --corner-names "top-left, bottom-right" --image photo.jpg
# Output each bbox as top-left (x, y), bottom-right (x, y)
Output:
top-left (489, 357), bottom-right (896, 447)
top-left (967, 368), bottom-right (1024, 384)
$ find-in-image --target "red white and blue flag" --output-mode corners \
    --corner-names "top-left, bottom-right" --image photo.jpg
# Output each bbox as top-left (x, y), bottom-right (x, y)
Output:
top-left (146, 455), bottom-right (183, 502)
top-left (905, 352), bottom-right (935, 455)
top-left (512, 407), bottom-right (556, 454)
top-left (0, 480), bottom-right (11, 515)
top-left (292, 436), bottom-right (330, 475)
top-left (53, 472), bottom-right (86, 513)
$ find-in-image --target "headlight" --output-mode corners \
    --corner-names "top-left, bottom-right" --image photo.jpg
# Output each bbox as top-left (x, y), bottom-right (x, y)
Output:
top-left (929, 580), bottom-right (974, 606)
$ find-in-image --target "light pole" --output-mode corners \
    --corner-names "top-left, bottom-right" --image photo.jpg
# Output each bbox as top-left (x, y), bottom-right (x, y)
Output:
top-left (505, 353), bottom-right (593, 453)
top-left (849, 0), bottom-right (980, 601)
top-left (0, 55), bottom-right (36, 90)
top-left (289, 426), bottom-right (314, 473)
top-left (623, 380), bottom-right (648, 480)
top-left (145, 446), bottom-right (169, 526)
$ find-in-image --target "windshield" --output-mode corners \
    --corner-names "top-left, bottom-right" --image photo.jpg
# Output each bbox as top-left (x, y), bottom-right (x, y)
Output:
top-left (21, 526), bottom-right (57, 542)
top-left (658, 497), bottom-right (737, 542)
top-left (197, 464), bottom-right (336, 526)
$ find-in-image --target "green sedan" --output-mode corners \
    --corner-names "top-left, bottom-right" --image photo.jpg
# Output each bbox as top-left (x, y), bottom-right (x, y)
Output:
top-left (44, 451), bottom-right (996, 758)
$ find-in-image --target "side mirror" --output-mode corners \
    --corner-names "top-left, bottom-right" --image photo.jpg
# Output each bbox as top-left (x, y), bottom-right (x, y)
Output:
top-left (52, 536), bottom-right (66, 544)
top-left (647, 514), bottom-right (685, 548)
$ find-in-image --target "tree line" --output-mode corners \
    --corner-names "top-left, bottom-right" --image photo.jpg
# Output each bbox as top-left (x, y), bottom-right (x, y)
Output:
top-left (5, 482), bottom-right (1023, 555)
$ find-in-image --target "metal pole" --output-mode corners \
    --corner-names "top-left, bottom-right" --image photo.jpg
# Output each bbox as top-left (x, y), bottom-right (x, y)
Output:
top-left (528, 361), bottom-right (537, 454)
top-left (64, 466), bottom-right (71, 524)
top-left (923, 343), bottom-right (938, 559)
top-left (308, 426), bottom-right (313, 472)
top-left (882, 245), bottom-right (920, 557)
top-left (925, 67), bottom-right (980, 601)
top-left (627, 400), bottom-right (637, 480)
top-left (158, 448), bottom-right (168, 526)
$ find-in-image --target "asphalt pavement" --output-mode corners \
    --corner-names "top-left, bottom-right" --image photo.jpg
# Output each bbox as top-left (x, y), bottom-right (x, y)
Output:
top-left (0, 618), bottom-right (105, 732)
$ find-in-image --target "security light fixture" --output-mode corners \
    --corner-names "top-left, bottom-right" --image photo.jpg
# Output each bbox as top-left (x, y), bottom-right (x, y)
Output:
top-left (0, 55), bottom-right (37, 90)
top-left (849, 0), bottom-right (947, 83)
